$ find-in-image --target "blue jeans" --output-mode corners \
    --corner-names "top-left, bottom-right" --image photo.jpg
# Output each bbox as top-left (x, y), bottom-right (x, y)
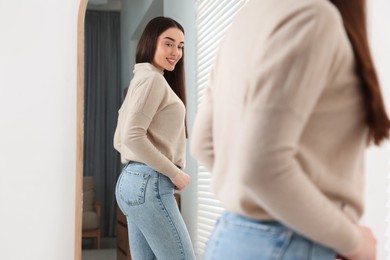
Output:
top-left (204, 212), bottom-right (336, 260)
top-left (115, 162), bottom-right (195, 260)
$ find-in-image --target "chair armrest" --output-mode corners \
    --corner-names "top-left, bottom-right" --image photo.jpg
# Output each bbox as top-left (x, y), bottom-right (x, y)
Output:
top-left (93, 201), bottom-right (102, 219)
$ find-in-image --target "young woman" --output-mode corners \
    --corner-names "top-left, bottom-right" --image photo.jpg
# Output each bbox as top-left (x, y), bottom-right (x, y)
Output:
top-left (114, 17), bottom-right (195, 260)
top-left (191, 0), bottom-right (389, 259)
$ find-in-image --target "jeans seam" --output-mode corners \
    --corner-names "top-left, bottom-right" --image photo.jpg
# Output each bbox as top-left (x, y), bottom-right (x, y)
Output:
top-left (308, 240), bottom-right (314, 260)
top-left (115, 172), bottom-right (127, 216)
top-left (209, 220), bottom-right (223, 260)
top-left (224, 219), bottom-right (275, 233)
top-left (273, 230), bottom-right (293, 260)
top-left (156, 174), bottom-right (185, 260)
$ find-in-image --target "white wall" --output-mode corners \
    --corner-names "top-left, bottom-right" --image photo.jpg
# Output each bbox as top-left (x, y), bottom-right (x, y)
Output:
top-left (0, 0), bottom-right (79, 259)
top-left (121, 0), bottom-right (163, 90)
top-left (363, 1), bottom-right (390, 260)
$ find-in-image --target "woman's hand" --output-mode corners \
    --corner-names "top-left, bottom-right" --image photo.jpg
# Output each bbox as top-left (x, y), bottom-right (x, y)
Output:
top-left (340, 226), bottom-right (376, 260)
top-left (170, 170), bottom-right (190, 191)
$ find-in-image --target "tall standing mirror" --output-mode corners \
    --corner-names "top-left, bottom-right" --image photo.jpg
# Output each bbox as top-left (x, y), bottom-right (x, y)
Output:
top-left (76, 0), bottom-right (165, 259)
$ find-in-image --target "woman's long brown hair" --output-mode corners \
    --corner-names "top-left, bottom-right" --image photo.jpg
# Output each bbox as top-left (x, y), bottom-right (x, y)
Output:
top-left (330, 0), bottom-right (390, 145)
top-left (136, 16), bottom-right (188, 137)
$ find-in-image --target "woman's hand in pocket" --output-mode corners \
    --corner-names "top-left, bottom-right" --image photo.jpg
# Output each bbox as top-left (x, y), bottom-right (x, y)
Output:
top-left (170, 170), bottom-right (190, 191)
top-left (341, 226), bottom-right (376, 260)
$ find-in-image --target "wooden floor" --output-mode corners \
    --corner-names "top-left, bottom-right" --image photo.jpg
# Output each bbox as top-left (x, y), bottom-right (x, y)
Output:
top-left (82, 237), bottom-right (116, 260)
top-left (82, 248), bottom-right (116, 260)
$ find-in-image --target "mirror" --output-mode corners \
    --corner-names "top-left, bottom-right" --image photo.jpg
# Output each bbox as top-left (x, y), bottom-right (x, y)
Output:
top-left (76, 1), bottom-right (165, 259)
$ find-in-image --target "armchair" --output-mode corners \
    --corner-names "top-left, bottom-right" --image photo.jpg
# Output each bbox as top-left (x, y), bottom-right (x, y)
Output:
top-left (82, 176), bottom-right (101, 249)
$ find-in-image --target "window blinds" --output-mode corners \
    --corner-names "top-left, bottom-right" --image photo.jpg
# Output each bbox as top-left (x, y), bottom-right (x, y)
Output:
top-left (195, 0), bottom-right (248, 256)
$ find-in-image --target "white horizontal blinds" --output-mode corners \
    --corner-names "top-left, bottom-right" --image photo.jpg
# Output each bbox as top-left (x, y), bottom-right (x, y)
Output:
top-left (196, 165), bottom-right (225, 255)
top-left (196, 0), bottom-right (247, 104)
top-left (195, 0), bottom-right (248, 256)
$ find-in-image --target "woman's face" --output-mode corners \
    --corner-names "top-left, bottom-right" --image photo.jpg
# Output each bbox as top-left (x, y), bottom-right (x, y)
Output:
top-left (153, 27), bottom-right (184, 71)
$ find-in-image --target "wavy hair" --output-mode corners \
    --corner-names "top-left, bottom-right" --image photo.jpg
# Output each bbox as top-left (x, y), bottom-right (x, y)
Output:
top-left (330, 0), bottom-right (390, 145)
top-left (136, 17), bottom-right (187, 111)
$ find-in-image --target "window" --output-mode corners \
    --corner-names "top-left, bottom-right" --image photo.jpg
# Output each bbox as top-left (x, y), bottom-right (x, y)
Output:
top-left (195, 0), bottom-right (248, 256)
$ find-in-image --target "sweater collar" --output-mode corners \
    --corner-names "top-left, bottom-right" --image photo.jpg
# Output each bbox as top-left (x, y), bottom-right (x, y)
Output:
top-left (134, 63), bottom-right (164, 75)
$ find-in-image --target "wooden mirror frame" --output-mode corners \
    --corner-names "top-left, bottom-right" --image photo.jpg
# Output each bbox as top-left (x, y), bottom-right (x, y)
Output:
top-left (75, 0), bottom-right (88, 259)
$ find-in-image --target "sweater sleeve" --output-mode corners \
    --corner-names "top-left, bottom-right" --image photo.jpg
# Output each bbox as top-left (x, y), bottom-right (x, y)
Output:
top-left (235, 4), bottom-right (361, 255)
top-left (120, 75), bottom-right (180, 178)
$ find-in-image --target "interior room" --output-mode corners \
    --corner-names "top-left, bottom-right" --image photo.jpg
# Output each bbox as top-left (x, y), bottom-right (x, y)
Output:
top-left (80, 0), bottom-right (197, 259)
top-left (1, 0), bottom-right (390, 260)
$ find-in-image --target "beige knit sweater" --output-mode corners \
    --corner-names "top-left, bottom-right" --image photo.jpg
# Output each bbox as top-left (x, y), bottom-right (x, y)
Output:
top-left (191, 0), bottom-right (368, 255)
top-left (114, 63), bottom-right (186, 178)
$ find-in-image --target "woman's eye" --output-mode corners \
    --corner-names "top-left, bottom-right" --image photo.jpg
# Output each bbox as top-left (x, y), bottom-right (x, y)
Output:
top-left (178, 46), bottom-right (184, 49)
top-left (165, 43), bottom-right (173, 47)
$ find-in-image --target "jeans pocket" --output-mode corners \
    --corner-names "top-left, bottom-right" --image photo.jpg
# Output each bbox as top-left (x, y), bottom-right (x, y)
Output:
top-left (204, 213), bottom-right (293, 260)
top-left (158, 173), bottom-right (174, 196)
top-left (118, 170), bottom-right (150, 206)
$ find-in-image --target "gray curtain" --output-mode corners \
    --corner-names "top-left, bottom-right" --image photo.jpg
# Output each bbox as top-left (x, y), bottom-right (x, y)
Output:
top-left (84, 10), bottom-right (121, 237)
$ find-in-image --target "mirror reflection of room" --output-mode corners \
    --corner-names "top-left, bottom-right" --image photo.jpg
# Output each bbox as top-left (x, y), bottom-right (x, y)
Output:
top-left (81, 1), bottom-right (121, 259)
top-left (81, 0), bottom-right (183, 259)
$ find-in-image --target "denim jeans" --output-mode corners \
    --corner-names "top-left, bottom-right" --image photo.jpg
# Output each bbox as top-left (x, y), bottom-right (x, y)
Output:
top-left (203, 211), bottom-right (336, 260)
top-left (115, 162), bottom-right (196, 260)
